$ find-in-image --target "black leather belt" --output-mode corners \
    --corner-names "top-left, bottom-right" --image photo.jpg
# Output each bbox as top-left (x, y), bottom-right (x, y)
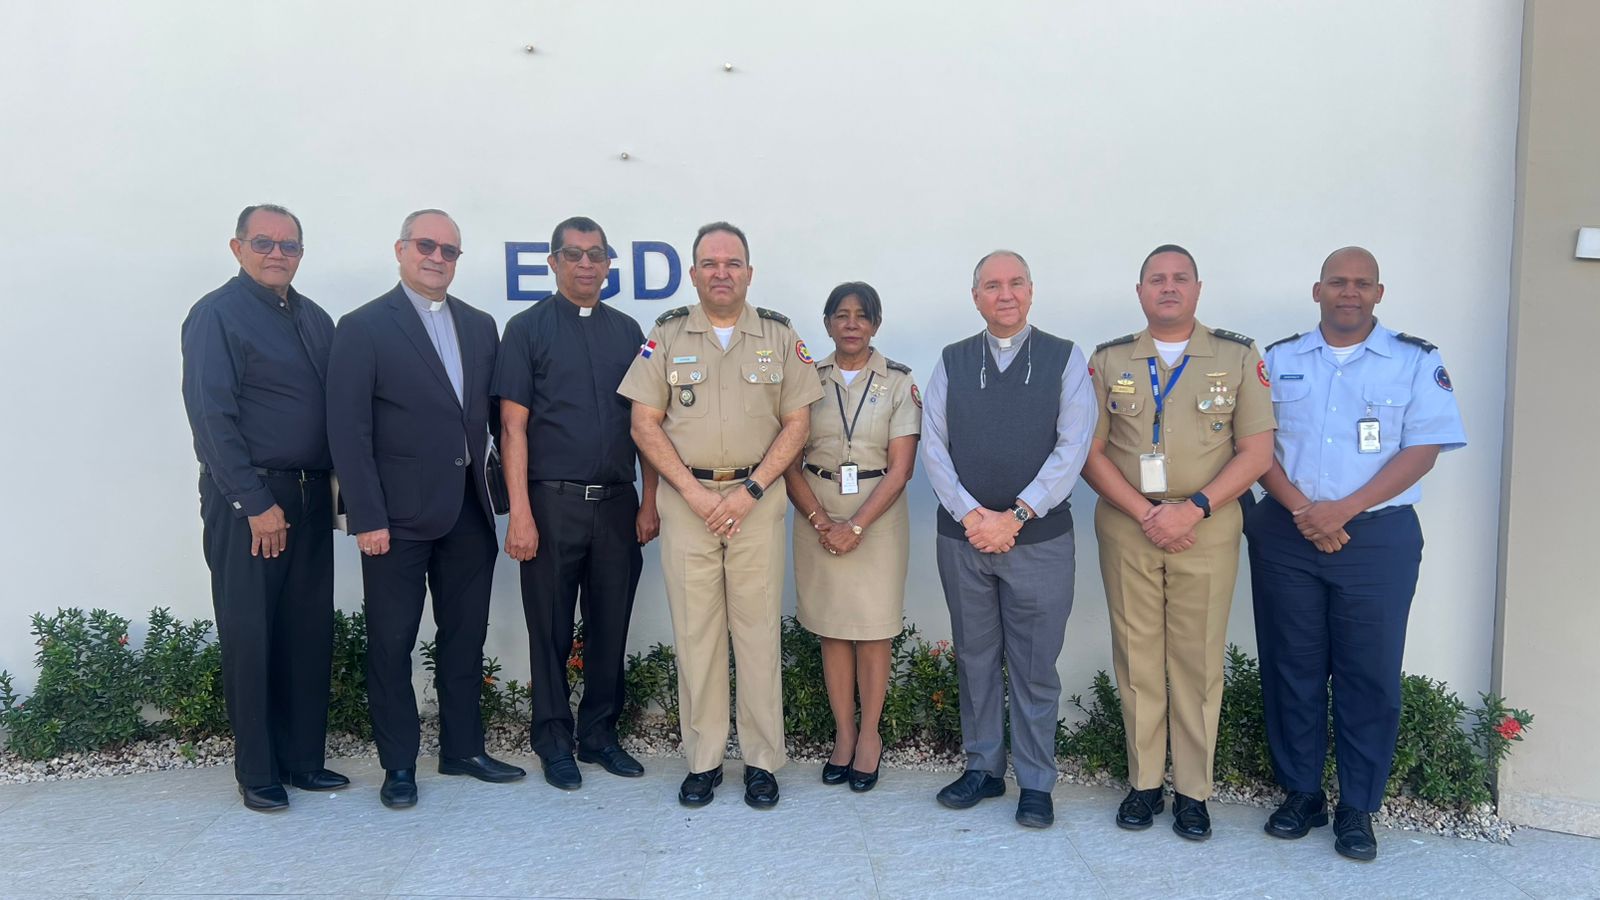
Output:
top-left (689, 465), bottom-right (755, 482)
top-left (535, 480), bottom-right (633, 501)
top-left (201, 465), bottom-right (329, 481)
top-left (1350, 504), bottom-right (1413, 523)
top-left (805, 462), bottom-right (886, 481)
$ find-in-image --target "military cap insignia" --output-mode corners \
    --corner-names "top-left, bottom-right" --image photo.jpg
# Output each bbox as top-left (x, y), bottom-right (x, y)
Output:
top-left (655, 306), bottom-right (689, 325)
top-left (1212, 328), bottom-right (1255, 346)
top-left (1097, 333), bottom-right (1138, 351)
top-left (885, 358), bottom-right (912, 374)
top-left (1265, 333), bottom-right (1302, 352)
top-left (1397, 333), bottom-right (1438, 353)
top-left (756, 307), bottom-right (791, 327)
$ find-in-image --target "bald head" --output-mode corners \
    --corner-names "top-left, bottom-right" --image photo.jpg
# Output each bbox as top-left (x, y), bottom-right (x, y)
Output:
top-left (1320, 246), bottom-right (1380, 282)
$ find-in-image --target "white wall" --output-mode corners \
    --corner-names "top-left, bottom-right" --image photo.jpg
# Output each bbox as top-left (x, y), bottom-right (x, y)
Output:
top-left (0, 2), bottom-right (1521, 711)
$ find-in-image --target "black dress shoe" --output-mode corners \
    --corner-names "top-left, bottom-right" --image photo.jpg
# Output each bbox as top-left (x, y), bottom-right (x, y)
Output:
top-left (440, 753), bottom-right (527, 784)
top-left (1334, 805), bottom-right (1378, 861)
top-left (1265, 790), bottom-right (1329, 839)
top-left (744, 766), bottom-right (780, 809)
top-left (578, 744), bottom-right (645, 778)
top-left (1015, 789), bottom-right (1055, 828)
top-left (847, 765), bottom-right (879, 793)
top-left (238, 783), bottom-right (289, 812)
top-left (540, 754), bottom-right (583, 790)
top-left (1172, 792), bottom-right (1213, 841)
top-left (936, 769), bottom-right (1006, 809)
top-left (679, 766), bottom-right (723, 807)
top-left (1115, 787), bottom-right (1164, 830)
top-left (822, 754), bottom-right (853, 785)
top-left (288, 768), bottom-right (350, 791)
top-left (380, 769), bottom-right (417, 809)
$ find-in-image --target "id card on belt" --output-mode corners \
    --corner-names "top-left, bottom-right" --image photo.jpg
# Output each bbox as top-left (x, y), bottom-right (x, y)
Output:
top-left (839, 463), bottom-right (860, 495)
top-left (1139, 452), bottom-right (1168, 494)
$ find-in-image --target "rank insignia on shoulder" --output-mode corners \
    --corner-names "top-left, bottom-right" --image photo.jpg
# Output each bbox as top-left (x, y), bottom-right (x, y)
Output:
top-left (756, 307), bottom-right (791, 327)
top-left (1397, 333), bottom-right (1438, 353)
top-left (655, 307), bottom-right (689, 325)
top-left (1097, 333), bottom-right (1137, 351)
top-left (1212, 328), bottom-right (1254, 346)
top-left (885, 357), bottom-right (912, 374)
top-left (1265, 333), bottom-right (1301, 352)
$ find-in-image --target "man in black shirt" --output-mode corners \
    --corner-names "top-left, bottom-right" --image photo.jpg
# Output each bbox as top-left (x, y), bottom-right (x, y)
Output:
top-left (180, 204), bottom-right (347, 812)
top-left (493, 216), bottom-right (660, 790)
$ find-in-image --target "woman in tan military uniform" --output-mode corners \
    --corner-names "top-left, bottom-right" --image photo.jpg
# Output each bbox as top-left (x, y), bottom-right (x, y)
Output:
top-left (783, 282), bottom-right (921, 793)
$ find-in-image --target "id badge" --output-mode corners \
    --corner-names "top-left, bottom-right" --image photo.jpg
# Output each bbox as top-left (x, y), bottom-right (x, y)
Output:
top-left (1138, 452), bottom-right (1168, 494)
top-left (839, 463), bottom-right (860, 495)
top-left (1357, 417), bottom-right (1381, 454)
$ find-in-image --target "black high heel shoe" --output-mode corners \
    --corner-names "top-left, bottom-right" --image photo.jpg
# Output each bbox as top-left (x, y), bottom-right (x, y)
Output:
top-left (847, 765), bottom-right (879, 792)
top-left (822, 755), bottom-right (854, 785)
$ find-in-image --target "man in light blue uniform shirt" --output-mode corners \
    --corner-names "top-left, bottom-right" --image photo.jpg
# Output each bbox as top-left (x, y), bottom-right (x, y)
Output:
top-left (1245, 246), bottom-right (1466, 861)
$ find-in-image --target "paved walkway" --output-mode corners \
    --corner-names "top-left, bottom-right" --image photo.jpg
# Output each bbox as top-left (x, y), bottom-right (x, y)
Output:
top-left (0, 755), bottom-right (1595, 899)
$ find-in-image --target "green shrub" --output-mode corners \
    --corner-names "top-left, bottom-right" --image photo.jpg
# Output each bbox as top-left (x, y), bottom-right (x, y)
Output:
top-left (780, 617), bottom-right (832, 743)
top-left (142, 608), bottom-right (229, 739)
top-left (881, 629), bottom-right (962, 750)
top-left (1214, 646), bottom-right (1276, 788)
top-left (326, 608), bottom-right (371, 739)
top-left (0, 609), bottom-right (145, 759)
top-left (621, 642), bottom-right (679, 733)
top-left (1057, 670), bottom-right (1128, 779)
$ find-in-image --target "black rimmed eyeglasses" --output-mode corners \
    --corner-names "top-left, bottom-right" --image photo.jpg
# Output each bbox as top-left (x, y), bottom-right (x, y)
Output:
top-left (244, 237), bottom-right (304, 257)
top-left (404, 238), bottom-right (463, 262)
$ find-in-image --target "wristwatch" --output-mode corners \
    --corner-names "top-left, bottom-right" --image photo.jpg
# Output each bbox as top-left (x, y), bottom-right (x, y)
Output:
top-left (1189, 490), bottom-right (1212, 519)
top-left (848, 519), bottom-right (864, 536)
top-left (1011, 504), bottom-right (1032, 524)
top-left (743, 478), bottom-right (764, 501)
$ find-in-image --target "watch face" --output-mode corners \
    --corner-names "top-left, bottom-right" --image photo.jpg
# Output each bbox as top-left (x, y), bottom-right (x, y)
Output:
top-left (1013, 507), bottom-right (1031, 522)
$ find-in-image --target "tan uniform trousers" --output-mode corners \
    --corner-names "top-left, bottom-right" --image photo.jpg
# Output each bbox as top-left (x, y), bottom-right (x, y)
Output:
top-left (658, 477), bottom-right (789, 774)
top-left (1095, 496), bottom-right (1242, 799)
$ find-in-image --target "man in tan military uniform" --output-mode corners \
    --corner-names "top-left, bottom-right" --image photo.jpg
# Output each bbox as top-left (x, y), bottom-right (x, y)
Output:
top-left (618, 222), bottom-right (823, 810)
top-left (1083, 244), bottom-right (1275, 841)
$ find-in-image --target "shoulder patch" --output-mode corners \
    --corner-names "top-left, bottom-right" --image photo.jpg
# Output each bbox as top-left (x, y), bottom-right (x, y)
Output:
top-left (1396, 333), bottom-right (1437, 353)
top-left (654, 306), bottom-right (689, 326)
top-left (1265, 333), bottom-right (1301, 352)
top-left (756, 307), bottom-right (791, 327)
top-left (1211, 328), bottom-right (1254, 346)
top-left (1096, 333), bottom-right (1138, 351)
top-left (884, 357), bottom-right (912, 375)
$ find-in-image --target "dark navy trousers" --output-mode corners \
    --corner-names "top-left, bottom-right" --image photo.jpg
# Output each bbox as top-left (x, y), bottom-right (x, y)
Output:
top-left (1244, 494), bottom-right (1423, 812)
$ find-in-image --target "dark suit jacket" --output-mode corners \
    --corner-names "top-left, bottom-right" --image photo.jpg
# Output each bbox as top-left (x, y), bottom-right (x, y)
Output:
top-left (327, 283), bottom-right (501, 542)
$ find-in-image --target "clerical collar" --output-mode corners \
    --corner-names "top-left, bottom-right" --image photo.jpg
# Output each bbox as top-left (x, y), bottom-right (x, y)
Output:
top-left (987, 324), bottom-right (1032, 351)
top-left (401, 281), bottom-right (446, 313)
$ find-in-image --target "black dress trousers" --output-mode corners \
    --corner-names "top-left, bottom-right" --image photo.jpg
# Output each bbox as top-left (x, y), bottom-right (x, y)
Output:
top-left (199, 472), bottom-right (334, 788)
top-left (362, 479), bottom-right (497, 771)
top-left (521, 482), bottom-right (643, 760)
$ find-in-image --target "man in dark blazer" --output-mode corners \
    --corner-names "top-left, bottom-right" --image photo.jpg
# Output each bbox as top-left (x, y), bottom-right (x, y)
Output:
top-left (327, 208), bottom-right (524, 809)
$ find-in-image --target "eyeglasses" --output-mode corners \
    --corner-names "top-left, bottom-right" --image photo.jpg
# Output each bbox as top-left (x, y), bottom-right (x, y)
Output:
top-left (555, 246), bottom-right (611, 264)
top-left (244, 237), bottom-right (304, 257)
top-left (405, 238), bottom-right (463, 262)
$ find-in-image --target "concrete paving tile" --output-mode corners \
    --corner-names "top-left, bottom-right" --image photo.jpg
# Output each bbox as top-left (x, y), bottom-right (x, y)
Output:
top-left (0, 841), bottom-right (175, 896)
top-left (1460, 827), bottom-right (1600, 899)
top-left (1289, 830), bottom-right (1531, 900)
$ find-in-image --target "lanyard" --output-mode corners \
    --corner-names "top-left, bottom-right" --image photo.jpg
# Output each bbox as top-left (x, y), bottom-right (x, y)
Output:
top-left (834, 372), bottom-right (874, 462)
top-left (1147, 355), bottom-right (1189, 448)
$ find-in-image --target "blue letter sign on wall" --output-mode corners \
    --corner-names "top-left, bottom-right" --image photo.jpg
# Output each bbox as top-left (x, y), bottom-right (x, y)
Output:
top-left (505, 241), bottom-right (679, 302)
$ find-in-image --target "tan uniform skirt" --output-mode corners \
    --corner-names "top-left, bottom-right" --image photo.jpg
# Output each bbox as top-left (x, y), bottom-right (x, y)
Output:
top-left (792, 469), bottom-right (909, 640)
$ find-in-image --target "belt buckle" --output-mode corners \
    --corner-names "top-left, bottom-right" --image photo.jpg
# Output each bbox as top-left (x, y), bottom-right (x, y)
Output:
top-left (711, 466), bottom-right (738, 482)
top-left (583, 484), bottom-right (604, 501)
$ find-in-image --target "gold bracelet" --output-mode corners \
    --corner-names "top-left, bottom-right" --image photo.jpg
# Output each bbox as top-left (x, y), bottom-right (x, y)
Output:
top-left (807, 510), bottom-right (819, 522)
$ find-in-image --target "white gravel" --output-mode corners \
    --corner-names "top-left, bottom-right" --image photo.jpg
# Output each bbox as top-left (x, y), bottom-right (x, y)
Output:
top-left (0, 714), bottom-right (1515, 843)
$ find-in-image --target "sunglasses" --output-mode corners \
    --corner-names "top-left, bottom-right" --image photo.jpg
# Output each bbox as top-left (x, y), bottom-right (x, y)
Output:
top-left (245, 237), bottom-right (303, 257)
top-left (555, 246), bottom-right (611, 264)
top-left (405, 238), bottom-right (463, 262)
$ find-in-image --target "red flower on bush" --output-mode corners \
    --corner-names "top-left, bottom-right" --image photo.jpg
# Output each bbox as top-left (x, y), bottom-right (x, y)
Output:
top-left (1495, 716), bottom-right (1523, 740)
top-left (932, 690), bottom-right (945, 709)
top-left (117, 635), bottom-right (129, 646)
top-left (483, 675), bottom-right (496, 686)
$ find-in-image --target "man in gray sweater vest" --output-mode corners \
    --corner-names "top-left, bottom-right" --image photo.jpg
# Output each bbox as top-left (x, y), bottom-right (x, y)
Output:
top-left (920, 250), bottom-right (1098, 828)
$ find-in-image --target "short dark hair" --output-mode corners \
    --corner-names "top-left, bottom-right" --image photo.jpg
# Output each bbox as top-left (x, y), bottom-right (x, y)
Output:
top-left (235, 204), bottom-right (302, 242)
top-left (1139, 243), bottom-right (1198, 281)
top-left (823, 281), bottom-right (883, 327)
top-left (692, 221), bottom-right (750, 262)
top-left (550, 216), bottom-right (608, 254)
